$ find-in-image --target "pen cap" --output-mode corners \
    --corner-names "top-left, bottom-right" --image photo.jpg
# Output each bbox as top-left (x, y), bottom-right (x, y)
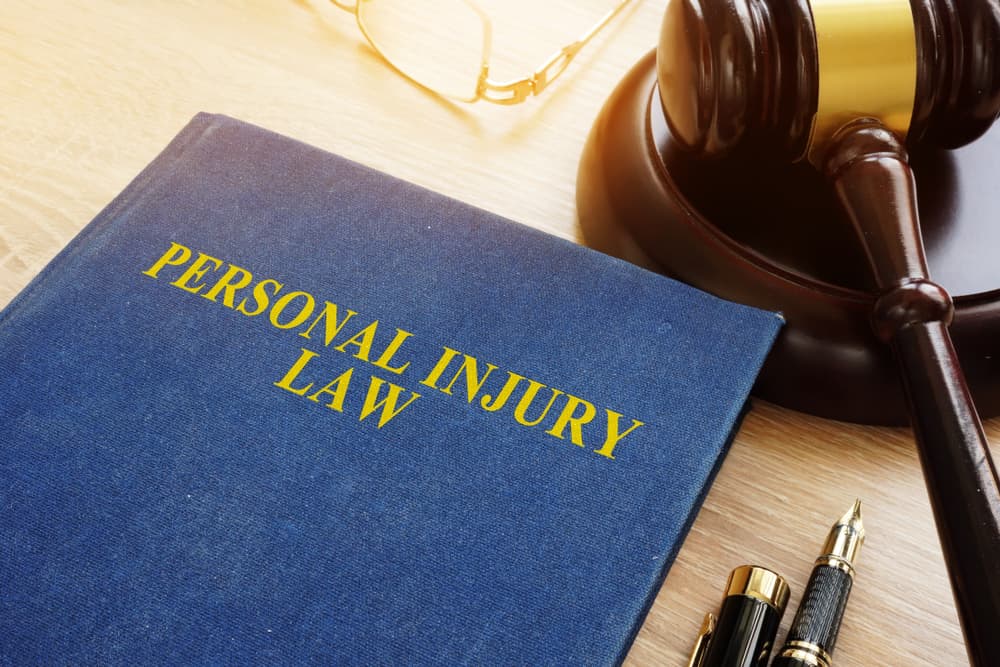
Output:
top-left (697, 565), bottom-right (790, 667)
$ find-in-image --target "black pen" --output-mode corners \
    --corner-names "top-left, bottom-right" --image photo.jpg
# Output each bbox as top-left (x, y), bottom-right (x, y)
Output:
top-left (687, 565), bottom-right (790, 667)
top-left (773, 500), bottom-right (866, 667)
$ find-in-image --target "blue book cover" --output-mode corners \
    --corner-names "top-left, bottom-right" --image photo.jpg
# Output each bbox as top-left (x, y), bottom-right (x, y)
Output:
top-left (0, 114), bottom-right (781, 665)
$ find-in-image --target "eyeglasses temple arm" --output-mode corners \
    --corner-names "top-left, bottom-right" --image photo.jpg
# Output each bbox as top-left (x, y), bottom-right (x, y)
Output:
top-left (480, 0), bottom-right (634, 104)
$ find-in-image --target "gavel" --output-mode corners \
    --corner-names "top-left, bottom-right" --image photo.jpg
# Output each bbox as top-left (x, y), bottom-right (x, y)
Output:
top-left (579, 0), bottom-right (1000, 662)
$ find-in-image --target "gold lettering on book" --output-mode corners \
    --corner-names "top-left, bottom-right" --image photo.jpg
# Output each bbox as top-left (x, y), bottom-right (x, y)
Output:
top-left (143, 243), bottom-right (416, 372)
top-left (299, 302), bottom-right (358, 346)
top-left (270, 291), bottom-right (316, 329)
top-left (142, 241), bottom-right (646, 455)
top-left (236, 279), bottom-right (283, 316)
top-left (275, 348), bottom-right (420, 428)
top-left (420, 348), bottom-right (644, 459)
top-left (201, 264), bottom-right (254, 306)
top-left (171, 253), bottom-right (224, 294)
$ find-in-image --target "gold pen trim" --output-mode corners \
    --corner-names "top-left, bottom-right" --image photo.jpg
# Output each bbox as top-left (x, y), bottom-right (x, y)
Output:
top-left (780, 640), bottom-right (833, 667)
top-left (726, 565), bottom-right (791, 611)
top-left (814, 554), bottom-right (855, 577)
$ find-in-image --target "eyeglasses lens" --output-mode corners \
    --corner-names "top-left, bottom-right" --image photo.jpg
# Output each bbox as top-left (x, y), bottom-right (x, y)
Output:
top-left (357, 0), bottom-right (490, 102)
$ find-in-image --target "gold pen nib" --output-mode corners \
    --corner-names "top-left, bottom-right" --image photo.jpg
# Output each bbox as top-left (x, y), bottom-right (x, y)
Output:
top-left (840, 498), bottom-right (865, 536)
top-left (818, 499), bottom-right (866, 575)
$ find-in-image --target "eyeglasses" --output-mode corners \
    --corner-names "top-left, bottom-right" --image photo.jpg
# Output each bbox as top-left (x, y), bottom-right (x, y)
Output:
top-left (330, 0), bottom-right (634, 104)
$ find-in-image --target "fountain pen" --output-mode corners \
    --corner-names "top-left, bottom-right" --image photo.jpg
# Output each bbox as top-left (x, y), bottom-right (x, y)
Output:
top-left (773, 500), bottom-right (866, 667)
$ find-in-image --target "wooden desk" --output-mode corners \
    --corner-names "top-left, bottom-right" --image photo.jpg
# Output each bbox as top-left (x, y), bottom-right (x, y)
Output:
top-left (3, 2), bottom-right (995, 664)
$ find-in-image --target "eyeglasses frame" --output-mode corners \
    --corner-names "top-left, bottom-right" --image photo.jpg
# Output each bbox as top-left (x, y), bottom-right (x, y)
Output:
top-left (330, 0), bottom-right (634, 104)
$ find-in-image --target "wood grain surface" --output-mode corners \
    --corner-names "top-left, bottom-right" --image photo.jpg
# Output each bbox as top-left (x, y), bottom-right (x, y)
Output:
top-left (3, 2), bottom-right (995, 664)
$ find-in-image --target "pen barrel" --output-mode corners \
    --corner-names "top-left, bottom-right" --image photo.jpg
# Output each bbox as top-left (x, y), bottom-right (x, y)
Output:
top-left (700, 594), bottom-right (783, 667)
top-left (773, 565), bottom-right (853, 667)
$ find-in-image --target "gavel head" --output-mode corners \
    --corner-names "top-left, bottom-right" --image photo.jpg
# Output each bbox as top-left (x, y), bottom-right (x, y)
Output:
top-left (656, 0), bottom-right (1000, 164)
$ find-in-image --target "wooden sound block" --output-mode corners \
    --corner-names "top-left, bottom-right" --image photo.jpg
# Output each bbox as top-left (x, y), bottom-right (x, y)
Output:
top-left (578, 50), bottom-right (1000, 426)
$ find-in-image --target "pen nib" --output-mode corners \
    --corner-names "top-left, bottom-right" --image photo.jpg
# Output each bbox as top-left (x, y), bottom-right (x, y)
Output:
top-left (820, 499), bottom-right (865, 573)
top-left (838, 498), bottom-right (864, 537)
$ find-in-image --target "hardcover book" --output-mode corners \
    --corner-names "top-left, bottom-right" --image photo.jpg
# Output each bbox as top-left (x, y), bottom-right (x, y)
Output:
top-left (0, 114), bottom-right (782, 665)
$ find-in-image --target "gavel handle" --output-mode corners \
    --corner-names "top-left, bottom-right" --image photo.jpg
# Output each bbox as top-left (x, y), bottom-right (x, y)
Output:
top-left (893, 321), bottom-right (1000, 662)
top-left (824, 119), bottom-right (1000, 665)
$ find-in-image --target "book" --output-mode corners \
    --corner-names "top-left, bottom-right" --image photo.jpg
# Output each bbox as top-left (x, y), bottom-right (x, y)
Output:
top-left (0, 113), bottom-right (782, 665)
